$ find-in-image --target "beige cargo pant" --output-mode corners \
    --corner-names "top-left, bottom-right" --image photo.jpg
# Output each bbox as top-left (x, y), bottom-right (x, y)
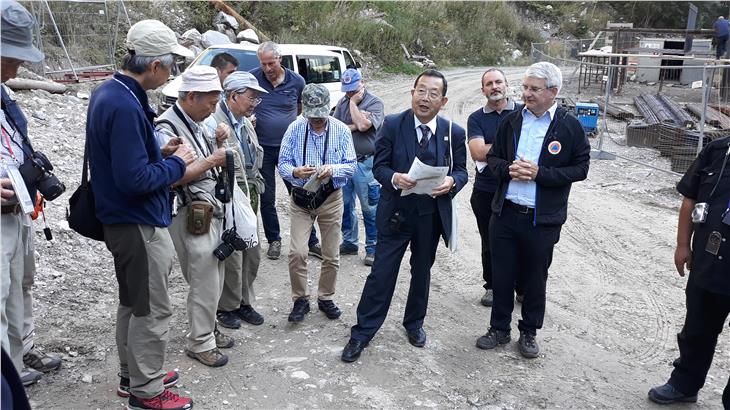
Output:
top-left (169, 204), bottom-right (224, 353)
top-left (1, 212), bottom-right (29, 372)
top-left (288, 189), bottom-right (343, 301)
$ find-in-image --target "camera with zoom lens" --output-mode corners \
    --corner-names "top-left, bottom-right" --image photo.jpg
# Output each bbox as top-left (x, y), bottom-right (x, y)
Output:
top-left (213, 227), bottom-right (248, 261)
top-left (18, 151), bottom-right (66, 201)
top-left (691, 202), bottom-right (708, 224)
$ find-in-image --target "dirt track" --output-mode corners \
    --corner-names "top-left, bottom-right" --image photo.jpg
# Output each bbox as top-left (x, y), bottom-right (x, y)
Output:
top-left (22, 67), bottom-right (729, 409)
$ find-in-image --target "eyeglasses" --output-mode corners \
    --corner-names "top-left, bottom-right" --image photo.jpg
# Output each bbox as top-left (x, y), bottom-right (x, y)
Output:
top-left (414, 88), bottom-right (443, 101)
top-left (521, 85), bottom-right (554, 93)
top-left (237, 93), bottom-right (262, 106)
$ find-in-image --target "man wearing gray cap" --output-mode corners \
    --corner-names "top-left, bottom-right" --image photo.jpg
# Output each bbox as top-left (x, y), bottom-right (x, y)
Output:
top-left (204, 71), bottom-right (266, 329)
top-left (157, 65), bottom-right (233, 369)
top-left (278, 84), bottom-right (356, 323)
top-left (1, 0), bottom-right (63, 387)
top-left (87, 19), bottom-right (196, 410)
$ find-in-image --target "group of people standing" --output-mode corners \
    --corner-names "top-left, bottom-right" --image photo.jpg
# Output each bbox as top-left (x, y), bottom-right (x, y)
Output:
top-left (1, 2), bottom-right (729, 409)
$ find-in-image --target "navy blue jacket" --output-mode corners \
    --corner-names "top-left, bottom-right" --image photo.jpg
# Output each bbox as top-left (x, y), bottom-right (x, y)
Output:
top-left (1, 86), bottom-right (37, 199)
top-left (86, 72), bottom-right (185, 227)
top-left (487, 106), bottom-right (590, 226)
top-left (373, 109), bottom-right (468, 245)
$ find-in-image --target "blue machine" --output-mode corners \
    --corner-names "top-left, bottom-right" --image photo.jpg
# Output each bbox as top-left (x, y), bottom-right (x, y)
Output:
top-left (575, 102), bottom-right (599, 134)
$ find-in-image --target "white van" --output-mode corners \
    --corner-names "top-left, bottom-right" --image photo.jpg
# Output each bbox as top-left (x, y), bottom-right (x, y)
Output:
top-left (160, 43), bottom-right (360, 112)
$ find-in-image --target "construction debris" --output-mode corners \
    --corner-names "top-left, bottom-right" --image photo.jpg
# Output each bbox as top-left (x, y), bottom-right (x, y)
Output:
top-left (656, 94), bottom-right (695, 129)
top-left (685, 103), bottom-right (730, 129)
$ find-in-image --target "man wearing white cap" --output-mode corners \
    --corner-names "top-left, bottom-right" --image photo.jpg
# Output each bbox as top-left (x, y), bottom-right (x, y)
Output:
top-left (204, 72), bottom-right (266, 329)
top-left (87, 19), bottom-right (196, 410)
top-left (1, 0), bottom-right (63, 388)
top-left (157, 65), bottom-right (233, 369)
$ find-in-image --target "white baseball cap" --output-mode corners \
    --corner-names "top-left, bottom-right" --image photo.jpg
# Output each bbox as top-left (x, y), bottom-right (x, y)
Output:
top-left (126, 20), bottom-right (193, 58)
top-left (179, 66), bottom-right (223, 92)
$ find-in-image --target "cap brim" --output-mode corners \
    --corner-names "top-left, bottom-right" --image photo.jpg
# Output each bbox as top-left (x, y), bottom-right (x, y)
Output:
top-left (249, 84), bottom-right (268, 94)
top-left (302, 105), bottom-right (330, 118)
top-left (341, 81), bottom-right (360, 92)
top-left (1, 43), bottom-right (44, 63)
top-left (170, 44), bottom-right (194, 58)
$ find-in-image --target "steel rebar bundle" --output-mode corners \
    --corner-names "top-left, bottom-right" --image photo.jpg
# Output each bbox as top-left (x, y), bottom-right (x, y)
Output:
top-left (656, 94), bottom-right (695, 129)
top-left (634, 95), bottom-right (660, 124)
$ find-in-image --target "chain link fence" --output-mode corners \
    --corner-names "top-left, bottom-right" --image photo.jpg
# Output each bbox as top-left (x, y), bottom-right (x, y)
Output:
top-left (530, 40), bottom-right (730, 176)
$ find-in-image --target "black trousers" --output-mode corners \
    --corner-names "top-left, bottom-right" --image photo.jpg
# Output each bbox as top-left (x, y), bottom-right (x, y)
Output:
top-left (470, 189), bottom-right (494, 290)
top-left (351, 211), bottom-right (441, 342)
top-left (668, 279), bottom-right (730, 405)
top-left (489, 207), bottom-right (560, 335)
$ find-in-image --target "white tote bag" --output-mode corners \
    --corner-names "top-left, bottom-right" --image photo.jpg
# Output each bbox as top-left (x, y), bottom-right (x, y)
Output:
top-left (224, 183), bottom-right (259, 249)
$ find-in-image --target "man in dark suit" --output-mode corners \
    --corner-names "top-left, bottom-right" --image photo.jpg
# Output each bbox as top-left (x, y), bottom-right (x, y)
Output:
top-left (341, 70), bottom-right (468, 362)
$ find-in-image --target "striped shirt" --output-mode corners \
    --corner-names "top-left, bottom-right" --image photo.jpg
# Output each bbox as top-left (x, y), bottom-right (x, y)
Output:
top-left (278, 116), bottom-right (356, 188)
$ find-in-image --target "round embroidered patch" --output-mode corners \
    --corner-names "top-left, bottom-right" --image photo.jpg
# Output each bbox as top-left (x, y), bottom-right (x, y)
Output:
top-left (547, 141), bottom-right (562, 155)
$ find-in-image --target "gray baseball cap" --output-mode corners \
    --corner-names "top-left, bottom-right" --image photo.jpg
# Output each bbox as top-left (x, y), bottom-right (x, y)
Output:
top-left (301, 84), bottom-right (330, 118)
top-left (1, 0), bottom-right (44, 63)
top-left (223, 71), bottom-right (268, 94)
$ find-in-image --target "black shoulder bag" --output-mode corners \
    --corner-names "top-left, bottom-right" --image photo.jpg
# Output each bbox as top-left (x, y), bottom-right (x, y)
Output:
top-left (66, 138), bottom-right (104, 241)
top-left (291, 126), bottom-right (336, 210)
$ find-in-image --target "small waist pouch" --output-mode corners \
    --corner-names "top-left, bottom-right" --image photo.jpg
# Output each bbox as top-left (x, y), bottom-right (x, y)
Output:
top-left (187, 200), bottom-right (214, 235)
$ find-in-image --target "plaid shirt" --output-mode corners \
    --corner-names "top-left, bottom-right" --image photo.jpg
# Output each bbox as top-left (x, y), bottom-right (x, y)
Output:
top-left (278, 116), bottom-right (356, 188)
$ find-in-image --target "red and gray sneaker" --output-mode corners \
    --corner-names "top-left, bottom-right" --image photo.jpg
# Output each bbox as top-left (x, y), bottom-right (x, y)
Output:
top-left (127, 390), bottom-right (193, 410)
top-left (118, 371), bottom-right (179, 398)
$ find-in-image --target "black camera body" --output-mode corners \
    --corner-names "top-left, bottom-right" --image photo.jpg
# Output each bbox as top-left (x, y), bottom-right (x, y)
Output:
top-left (19, 151), bottom-right (66, 201)
top-left (213, 227), bottom-right (248, 261)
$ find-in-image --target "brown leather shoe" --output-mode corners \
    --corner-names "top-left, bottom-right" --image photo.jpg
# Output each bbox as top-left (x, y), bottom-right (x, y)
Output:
top-left (186, 348), bottom-right (228, 367)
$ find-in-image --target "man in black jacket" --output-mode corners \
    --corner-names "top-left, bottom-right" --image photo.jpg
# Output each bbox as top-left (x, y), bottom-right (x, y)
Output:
top-left (476, 62), bottom-right (590, 358)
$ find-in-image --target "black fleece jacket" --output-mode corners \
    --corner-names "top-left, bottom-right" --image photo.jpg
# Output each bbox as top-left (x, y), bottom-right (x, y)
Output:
top-left (487, 105), bottom-right (590, 226)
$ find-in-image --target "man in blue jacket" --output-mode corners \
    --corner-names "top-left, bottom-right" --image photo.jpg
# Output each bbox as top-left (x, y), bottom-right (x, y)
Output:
top-left (341, 70), bottom-right (468, 362)
top-left (476, 62), bottom-right (590, 359)
top-left (87, 20), bottom-right (197, 410)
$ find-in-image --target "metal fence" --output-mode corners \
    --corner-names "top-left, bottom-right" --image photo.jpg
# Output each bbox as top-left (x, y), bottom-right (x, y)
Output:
top-left (530, 42), bottom-right (730, 176)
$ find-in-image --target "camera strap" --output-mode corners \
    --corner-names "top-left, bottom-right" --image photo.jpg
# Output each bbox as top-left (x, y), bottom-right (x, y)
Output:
top-left (172, 104), bottom-right (218, 178)
top-left (302, 124), bottom-right (330, 169)
top-left (225, 150), bottom-right (236, 230)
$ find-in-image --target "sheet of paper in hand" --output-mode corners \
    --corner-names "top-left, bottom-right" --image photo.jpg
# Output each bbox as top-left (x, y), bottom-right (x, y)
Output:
top-left (400, 157), bottom-right (448, 196)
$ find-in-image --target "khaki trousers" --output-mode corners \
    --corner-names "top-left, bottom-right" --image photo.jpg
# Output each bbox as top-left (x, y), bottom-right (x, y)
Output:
top-left (22, 228), bottom-right (36, 356)
top-left (1, 213), bottom-right (29, 372)
top-left (169, 204), bottom-right (224, 353)
top-left (104, 224), bottom-right (175, 399)
top-left (288, 189), bottom-right (343, 301)
top-left (219, 244), bottom-right (261, 311)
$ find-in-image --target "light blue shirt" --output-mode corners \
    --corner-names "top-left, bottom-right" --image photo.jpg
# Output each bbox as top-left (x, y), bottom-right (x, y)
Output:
top-left (505, 103), bottom-right (557, 207)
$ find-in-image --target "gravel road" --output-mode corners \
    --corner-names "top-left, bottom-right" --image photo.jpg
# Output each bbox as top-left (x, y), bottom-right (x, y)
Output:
top-left (20, 67), bottom-right (729, 409)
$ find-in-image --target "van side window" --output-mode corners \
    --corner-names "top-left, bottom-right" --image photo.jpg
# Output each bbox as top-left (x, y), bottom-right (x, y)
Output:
top-left (343, 51), bottom-right (357, 69)
top-left (281, 55), bottom-right (294, 71)
top-left (297, 55), bottom-right (341, 84)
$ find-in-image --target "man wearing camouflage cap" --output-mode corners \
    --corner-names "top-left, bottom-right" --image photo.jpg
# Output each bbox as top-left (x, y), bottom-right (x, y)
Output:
top-left (278, 84), bottom-right (356, 323)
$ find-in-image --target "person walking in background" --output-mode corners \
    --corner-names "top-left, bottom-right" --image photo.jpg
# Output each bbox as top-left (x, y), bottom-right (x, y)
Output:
top-left (333, 68), bottom-right (384, 267)
top-left (714, 16), bottom-right (729, 59)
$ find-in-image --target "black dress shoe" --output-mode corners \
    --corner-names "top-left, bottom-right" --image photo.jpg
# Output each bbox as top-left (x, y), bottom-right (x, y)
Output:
top-left (407, 328), bottom-right (427, 347)
top-left (341, 338), bottom-right (368, 362)
top-left (318, 299), bottom-right (342, 319)
top-left (288, 298), bottom-right (310, 322)
top-left (648, 383), bottom-right (698, 404)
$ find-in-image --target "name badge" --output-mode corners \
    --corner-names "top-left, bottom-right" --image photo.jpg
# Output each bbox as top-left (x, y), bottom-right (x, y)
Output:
top-left (705, 231), bottom-right (722, 256)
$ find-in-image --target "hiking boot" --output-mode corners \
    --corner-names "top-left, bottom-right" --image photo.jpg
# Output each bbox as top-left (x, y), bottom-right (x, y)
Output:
top-left (237, 304), bottom-right (264, 325)
top-left (363, 253), bottom-right (375, 266)
top-left (20, 368), bottom-right (42, 386)
top-left (647, 383), bottom-right (698, 404)
top-left (214, 327), bottom-right (235, 349)
top-left (288, 297), bottom-right (310, 322)
top-left (339, 243), bottom-right (358, 255)
top-left (308, 243), bottom-right (323, 260)
top-left (476, 328), bottom-right (511, 350)
top-left (186, 348), bottom-right (228, 367)
top-left (317, 299), bottom-right (342, 319)
top-left (216, 310), bottom-right (241, 329)
top-left (118, 371), bottom-right (179, 398)
top-left (266, 240), bottom-right (281, 260)
top-left (480, 289), bottom-right (493, 307)
top-left (23, 347), bottom-right (61, 373)
top-left (518, 331), bottom-right (539, 358)
top-left (127, 390), bottom-right (193, 410)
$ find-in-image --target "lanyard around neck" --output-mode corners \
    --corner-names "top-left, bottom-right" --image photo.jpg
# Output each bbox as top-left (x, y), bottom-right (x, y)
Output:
top-left (303, 124), bottom-right (329, 166)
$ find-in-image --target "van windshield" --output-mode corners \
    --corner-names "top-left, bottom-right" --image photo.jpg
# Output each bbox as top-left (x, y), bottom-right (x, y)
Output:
top-left (195, 49), bottom-right (260, 72)
top-left (296, 55), bottom-right (341, 84)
